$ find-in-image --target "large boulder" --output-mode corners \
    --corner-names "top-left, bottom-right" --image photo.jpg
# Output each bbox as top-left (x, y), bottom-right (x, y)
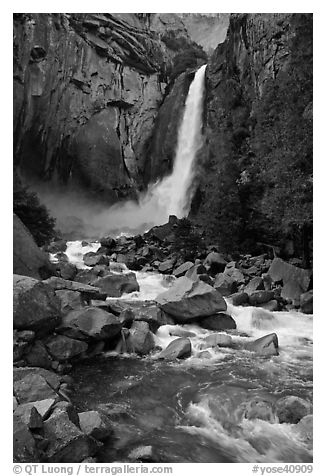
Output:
top-left (158, 337), bottom-right (191, 360)
top-left (45, 335), bottom-right (88, 361)
top-left (245, 333), bottom-right (279, 356)
top-left (275, 396), bottom-right (312, 424)
top-left (43, 277), bottom-right (107, 301)
top-left (199, 313), bottom-right (236, 331)
top-left (267, 257), bottom-right (311, 303)
top-left (92, 272), bottom-right (139, 297)
top-left (55, 290), bottom-right (85, 314)
top-left (126, 321), bottom-right (155, 355)
top-left (204, 251), bottom-right (227, 274)
top-left (155, 276), bottom-right (226, 322)
top-left (59, 307), bottom-right (122, 342)
top-left (14, 374), bottom-right (59, 404)
top-left (248, 290), bottom-right (275, 306)
top-left (13, 213), bottom-right (54, 279)
top-left (13, 275), bottom-right (61, 333)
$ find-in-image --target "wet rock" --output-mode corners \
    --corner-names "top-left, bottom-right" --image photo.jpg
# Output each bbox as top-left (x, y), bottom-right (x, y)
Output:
top-left (169, 328), bottom-right (196, 338)
top-left (245, 333), bottom-right (279, 356)
top-left (43, 411), bottom-right (100, 462)
top-left (173, 261), bottom-right (194, 278)
top-left (13, 275), bottom-right (61, 333)
top-left (83, 252), bottom-right (109, 267)
top-left (243, 398), bottom-right (275, 422)
top-left (228, 292), bottom-right (249, 306)
top-left (13, 415), bottom-right (39, 462)
top-left (58, 262), bottom-right (78, 281)
top-left (45, 240), bottom-right (67, 253)
top-left (13, 213), bottom-right (54, 279)
top-left (133, 304), bottom-right (167, 332)
top-left (92, 272), bottom-right (139, 297)
top-left (260, 300), bottom-right (279, 312)
top-left (156, 276), bottom-right (226, 322)
top-left (295, 414), bottom-right (313, 448)
top-left (276, 396), bottom-right (312, 424)
top-left (199, 333), bottom-right (232, 349)
top-left (213, 273), bottom-right (238, 296)
top-left (158, 337), bottom-right (192, 360)
top-left (197, 350), bottom-right (211, 359)
top-left (25, 340), bottom-right (53, 369)
top-left (14, 403), bottom-right (43, 429)
top-left (128, 445), bottom-right (155, 462)
top-left (59, 306), bottom-right (122, 342)
top-left (78, 411), bottom-right (113, 441)
top-left (248, 290), bottom-right (275, 306)
top-left (300, 290), bottom-right (313, 314)
top-left (199, 313), bottom-right (236, 331)
top-left (55, 290), bottom-right (85, 314)
top-left (100, 236), bottom-right (116, 249)
top-left (126, 321), bottom-right (155, 355)
top-left (14, 374), bottom-right (59, 404)
top-left (204, 251), bottom-right (227, 274)
top-left (45, 335), bottom-right (88, 362)
top-left (244, 277), bottom-right (264, 295)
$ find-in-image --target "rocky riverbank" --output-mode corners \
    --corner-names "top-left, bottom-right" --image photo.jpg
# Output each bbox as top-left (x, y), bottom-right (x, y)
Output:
top-left (13, 215), bottom-right (313, 463)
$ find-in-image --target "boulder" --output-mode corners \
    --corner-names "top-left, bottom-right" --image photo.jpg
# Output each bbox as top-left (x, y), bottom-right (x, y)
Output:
top-left (199, 333), bottom-right (232, 349)
top-left (213, 273), bottom-right (238, 296)
top-left (204, 252), bottom-right (227, 274)
top-left (25, 340), bottom-right (53, 369)
top-left (13, 415), bottom-right (39, 462)
top-left (14, 403), bottom-right (43, 429)
top-left (128, 445), bottom-right (155, 462)
top-left (245, 333), bottom-right (279, 356)
top-left (46, 240), bottom-right (67, 254)
top-left (43, 411), bottom-right (100, 462)
top-left (13, 275), bottom-right (61, 333)
top-left (58, 262), bottom-right (78, 281)
top-left (295, 414), bottom-right (313, 448)
top-left (133, 303), bottom-right (167, 332)
top-left (100, 236), bottom-right (116, 249)
top-left (45, 335), bottom-right (88, 361)
top-left (28, 399), bottom-right (56, 419)
top-left (248, 290), bottom-right (275, 306)
top-left (126, 321), bottom-right (155, 355)
top-left (55, 290), bottom-right (85, 314)
top-left (185, 263), bottom-right (207, 281)
top-left (78, 411), bottom-right (113, 441)
top-left (224, 267), bottom-right (245, 285)
top-left (13, 367), bottom-right (61, 391)
top-left (92, 272), bottom-right (139, 297)
top-left (14, 374), bottom-right (59, 404)
top-left (173, 261), bottom-right (194, 278)
top-left (199, 313), bottom-right (236, 331)
top-left (145, 216), bottom-right (177, 242)
top-left (59, 307), bottom-right (122, 341)
top-left (158, 337), bottom-right (191, 360)
top-left (13, 213), bottom-right (54, 279)
top-left (275, 396), bottom-right (312, 424)
top-left (244, 277), bottom-right (264, 295)
top-left (228, 292), bottom-right (249, 306)
top-left (260, 300), bottom-right (279, 312)
top-left (268, 257), bottom-right (311, 302)
top-left (169, 328), bottom-right (196, 338)
top-left (155, 276), bottom-right (226, 322)
top-left (83, 252), bottom-right (109, 267)
top-left (158, 258), bottom-right (176, 274)
top-left (300, 290), bottom-right (313, 314)
top-left (43, 277), bottom-right (107, 301)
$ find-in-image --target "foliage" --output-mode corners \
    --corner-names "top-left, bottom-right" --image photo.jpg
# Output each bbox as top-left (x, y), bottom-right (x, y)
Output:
top-left (13, 178), bottom-right (57, 247)
top-left (172, 218), bottom-right (205, 260)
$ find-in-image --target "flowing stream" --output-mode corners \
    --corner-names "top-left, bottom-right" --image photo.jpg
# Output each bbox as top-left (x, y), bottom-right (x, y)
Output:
top-left (61, 242), bottom-right (313, 463)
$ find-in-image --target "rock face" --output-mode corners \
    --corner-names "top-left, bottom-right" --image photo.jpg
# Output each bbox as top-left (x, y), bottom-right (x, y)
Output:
top-left (13, 13), bottom-right (206, 205)
top-left (190, 14), bottom-right (312, 259)
top-left (13, 214), bottom-right (54, 279)
top-left (155, 276), bottom-right (227, 322)
top-left (13, 275), bottom-right (61, 333)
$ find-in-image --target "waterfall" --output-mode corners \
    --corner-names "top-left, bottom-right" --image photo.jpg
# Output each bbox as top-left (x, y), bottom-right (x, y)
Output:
top-left (38, 65), bottom-right (207, 238)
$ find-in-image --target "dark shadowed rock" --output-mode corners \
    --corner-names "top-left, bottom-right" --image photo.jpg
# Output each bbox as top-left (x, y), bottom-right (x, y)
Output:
top-left (300, 290), bottom-right (313, 314)
top-left (199, 313), bottom-right (236, 331)
top-left (14, 374), bottom-right (59, 404)
top-left (156, 276), bottom-right (226, 322)
top-left (13, 415), bottom-right (39, 462)
top-left (268, 257), bottom-right (311, 303)
top-left (43, 277), bottom-right (107, 301)
top-left (78, 411), bottom-right (113, 441)
top-left (204, 251), bottom-right (227, 274)
top-left (13, 367), bottom-right (61, 391)
top-left (245, 333), bottom-right (279, 356)
top-left (14, 403), bottom-right (43, 429)
top-left (13, 213), bottom-right (54, 279)
top-left (83, 252), bottom-right (109, 267)
top-left (43, 411), bottom-right (100, 462)
top-left (55, 290), bottom-right (85, 314)
top-left (58, 262), bottom-right (78, 280)
top-left (126, 321), bottom-right (155, 355)
top-left (25, 340), bottom-right (53, 369)
top-left (276, 396), bottom-right (312, 424)
top-left (13, 275), bottom-right (61, 333)
top-left (228, 292), bottom-right (249, 306)
top-left (185, 263), bottom-right (207, 281)
top-left (158, 337), bottom-right (192, 360)
top-left (213, 273), bottom-right (238, 296)
top-left (59, 307), bottom-right (122, 342)
top-left (248, 290), bottom-right (275, 306)
top-left (260, 300), bottom-right (279, 311)
top-left (45, 335), bottom-right (88, 362)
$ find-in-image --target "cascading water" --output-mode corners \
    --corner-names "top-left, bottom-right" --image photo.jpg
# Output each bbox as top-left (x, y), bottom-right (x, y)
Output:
top-left (38, 65), bottom-right (207, 238)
